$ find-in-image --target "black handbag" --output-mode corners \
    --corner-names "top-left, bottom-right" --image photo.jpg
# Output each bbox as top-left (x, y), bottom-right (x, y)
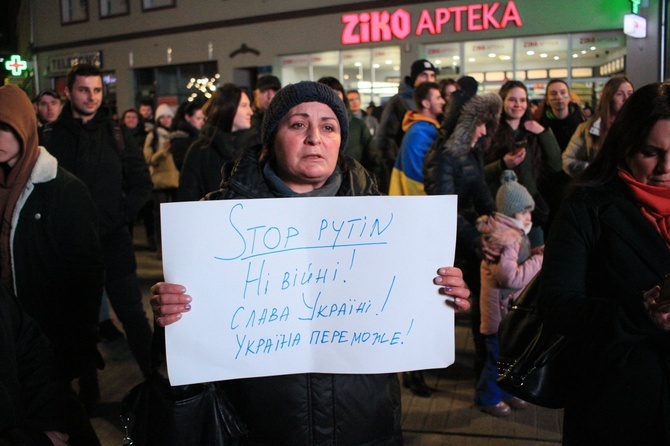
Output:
top-left (496, 274), bottom-right (569, 409)
top-left (120, 374), bottom-right (247, 446)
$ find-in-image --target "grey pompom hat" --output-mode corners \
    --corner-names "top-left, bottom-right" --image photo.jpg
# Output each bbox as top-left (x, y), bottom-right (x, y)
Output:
top-left (496, 170), bottom-right (535, 216)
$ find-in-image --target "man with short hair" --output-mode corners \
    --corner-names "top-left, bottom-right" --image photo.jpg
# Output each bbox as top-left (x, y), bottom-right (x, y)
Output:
top-left (36, 89), bottom-right (63, 125)
top-left (375, 59), bottom-right (438, 193)
top-left (138, 97), bottom-right (155, 134)
top-left (389, 82), bottom-right (444, 198)
top-left (347, 89), bottom-right (378, 136)
top-left (251, 74), bottom-right (281, 130)
top-left (41, 63), bottom-right (154, 410)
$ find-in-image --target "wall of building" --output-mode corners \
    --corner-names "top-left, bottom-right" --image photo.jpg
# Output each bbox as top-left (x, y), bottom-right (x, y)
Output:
top-left (24, 0), bottom-right (661, 112)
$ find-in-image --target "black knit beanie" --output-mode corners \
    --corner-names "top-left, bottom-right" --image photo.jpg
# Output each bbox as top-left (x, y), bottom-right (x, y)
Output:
top-left (262, 81), bottom-right (349, 152)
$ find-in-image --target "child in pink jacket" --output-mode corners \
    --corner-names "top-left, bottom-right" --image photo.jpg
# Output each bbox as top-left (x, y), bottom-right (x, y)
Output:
top-left (474, 170), bottom-right (543, 417)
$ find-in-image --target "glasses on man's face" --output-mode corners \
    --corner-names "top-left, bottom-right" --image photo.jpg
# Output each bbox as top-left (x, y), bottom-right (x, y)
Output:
top-left (349, 97), bottom-right (361, 102)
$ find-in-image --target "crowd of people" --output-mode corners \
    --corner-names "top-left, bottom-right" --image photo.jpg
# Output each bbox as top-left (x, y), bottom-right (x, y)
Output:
top-left (2, 58), bottom-right (669, 445)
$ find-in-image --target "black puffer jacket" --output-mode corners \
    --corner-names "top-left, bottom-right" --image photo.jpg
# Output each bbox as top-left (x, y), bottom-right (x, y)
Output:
top-left (176, 126), bottom-right (258, 202)
top-left (207, 145), bottom-right (402, 446)
top-left (424, 93), bottom-right (502, 258)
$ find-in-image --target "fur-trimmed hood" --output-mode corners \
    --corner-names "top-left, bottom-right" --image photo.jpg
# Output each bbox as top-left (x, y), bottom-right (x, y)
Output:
top-left (442, 92), bottom-right (502, 157)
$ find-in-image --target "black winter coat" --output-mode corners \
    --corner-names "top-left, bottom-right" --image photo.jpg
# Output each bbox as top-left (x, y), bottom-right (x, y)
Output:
top-left (176, 126), bottom-right (258, 202)
top-left (12, 149), bottom-right (104, 381)
top-left (0, 287), bottom-right (63, 445)
top-left (423, 93), bottom-right (501, 260)
top-left (539, 179), bottom-right (670, 445)
top-left (169, 121), bottom-right (200, 172)
top-left (207, 145), bottom-right (403, 446)
top-left (43, 103), bottom-right (152, 237)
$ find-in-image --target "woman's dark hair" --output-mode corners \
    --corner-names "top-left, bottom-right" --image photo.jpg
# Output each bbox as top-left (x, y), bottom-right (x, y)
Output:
top-left (171, 100), bottom-right (204, 131)
top-left (579, 81), bottom-right (670, 188)
top-left (317, 77), bottom-right (348, 109)
top-left (593, 76), bottom-right (634, 151)
top-left (203, 83), bottom-right (244, 134)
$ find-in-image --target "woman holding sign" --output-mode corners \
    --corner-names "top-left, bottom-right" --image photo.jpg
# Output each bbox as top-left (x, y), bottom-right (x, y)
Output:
top-left (151, 81), bottom-right (470, 445)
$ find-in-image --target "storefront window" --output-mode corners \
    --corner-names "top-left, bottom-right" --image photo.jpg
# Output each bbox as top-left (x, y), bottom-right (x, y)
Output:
top-left (422, 30), bottom-right (626, 102)
top-left (61, 0), bottom-right (89, 24)
top-left (279, 46), bottom-right (400, 106)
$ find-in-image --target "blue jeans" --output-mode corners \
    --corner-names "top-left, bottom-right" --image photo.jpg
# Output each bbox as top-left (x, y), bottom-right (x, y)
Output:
top-left (474, 333), bottom-right (512, 406)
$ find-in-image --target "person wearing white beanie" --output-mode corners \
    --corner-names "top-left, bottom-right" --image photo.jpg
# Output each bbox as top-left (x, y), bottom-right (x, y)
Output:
top-left (143, 103), bottom-right (177, 259)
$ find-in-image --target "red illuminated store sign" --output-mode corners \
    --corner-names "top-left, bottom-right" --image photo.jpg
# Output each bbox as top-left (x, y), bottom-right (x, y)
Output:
top-left (341, 1), bottom-right (523, 45)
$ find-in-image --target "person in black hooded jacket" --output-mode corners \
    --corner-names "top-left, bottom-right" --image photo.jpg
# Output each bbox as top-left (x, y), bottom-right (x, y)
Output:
top-left (423, 92), bottom-right (502, 383)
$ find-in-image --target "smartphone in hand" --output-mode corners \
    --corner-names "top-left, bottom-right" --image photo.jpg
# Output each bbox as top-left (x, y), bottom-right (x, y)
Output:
top-left (512, 138), bottom-right (527, 155)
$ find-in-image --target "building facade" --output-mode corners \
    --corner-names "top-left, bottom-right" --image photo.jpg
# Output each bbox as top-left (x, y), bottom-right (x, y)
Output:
top-left (21, 0), bottom-right (666, 113)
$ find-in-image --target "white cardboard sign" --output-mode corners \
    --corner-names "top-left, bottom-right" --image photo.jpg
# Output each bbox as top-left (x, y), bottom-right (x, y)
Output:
top-left (161, 195), bottom-right (457, 386)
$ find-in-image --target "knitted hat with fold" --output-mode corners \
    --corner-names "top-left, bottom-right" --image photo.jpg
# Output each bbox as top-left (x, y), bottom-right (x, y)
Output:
top-left (262, 81), bottom-right (349, 152)
top-left (154, 104), bottom-right (175, 119)
top-left (496, 170), bottom-right (535, 216)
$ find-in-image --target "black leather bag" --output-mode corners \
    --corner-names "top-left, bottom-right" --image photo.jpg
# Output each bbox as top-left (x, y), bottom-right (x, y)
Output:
top-left (121, 374), bottom-right (247, 446)
top-left (496, 274), bottom-right (569, 409)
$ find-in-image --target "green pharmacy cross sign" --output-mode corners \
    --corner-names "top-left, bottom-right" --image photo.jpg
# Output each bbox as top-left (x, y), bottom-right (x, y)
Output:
top-left (630, 0), bottom-right (641, 14)
top-left (5, 55), bottom-right (28, 76)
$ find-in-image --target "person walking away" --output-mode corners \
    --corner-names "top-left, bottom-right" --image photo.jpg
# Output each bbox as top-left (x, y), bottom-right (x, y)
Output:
top-left (475, 170), bottom-right (542, 416)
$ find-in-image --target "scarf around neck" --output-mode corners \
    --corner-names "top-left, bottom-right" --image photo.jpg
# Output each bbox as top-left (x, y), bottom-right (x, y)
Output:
top-left (263, 162), bottom-right (343, 197)
top-left (618, 168), bottom-right (670, 249)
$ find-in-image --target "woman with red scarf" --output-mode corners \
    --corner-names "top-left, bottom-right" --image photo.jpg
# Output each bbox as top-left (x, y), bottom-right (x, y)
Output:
top-left (538, 81), bottom-right (670, 445)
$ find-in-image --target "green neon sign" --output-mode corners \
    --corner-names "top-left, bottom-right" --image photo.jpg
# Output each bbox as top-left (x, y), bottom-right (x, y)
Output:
top-left (4, 55), bottom-right (28, 76)
top-left (630, 0), bottom-right (640, 14)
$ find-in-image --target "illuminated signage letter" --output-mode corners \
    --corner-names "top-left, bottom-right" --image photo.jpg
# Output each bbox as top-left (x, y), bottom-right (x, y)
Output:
top-left (371, 11), bottom-right (392, 41)
top-left (434, 8), bottom-right (451, 33)
top-left (359, 13), bottom-right (371, 42)
top-left (416, 10), bottom-right (436, 35)
top-left (341, 14), bottom-right (360, 44)
top-left (390, 8), bottom-right (411, 40)
top-left (500, 1), bottom-right (523, 28)
top-left (450, 5), bottom-right (468, 32)
top-left (468, 4), bottom-right (484, 31)
top-left (482, 2), bottom-right (501, 29)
